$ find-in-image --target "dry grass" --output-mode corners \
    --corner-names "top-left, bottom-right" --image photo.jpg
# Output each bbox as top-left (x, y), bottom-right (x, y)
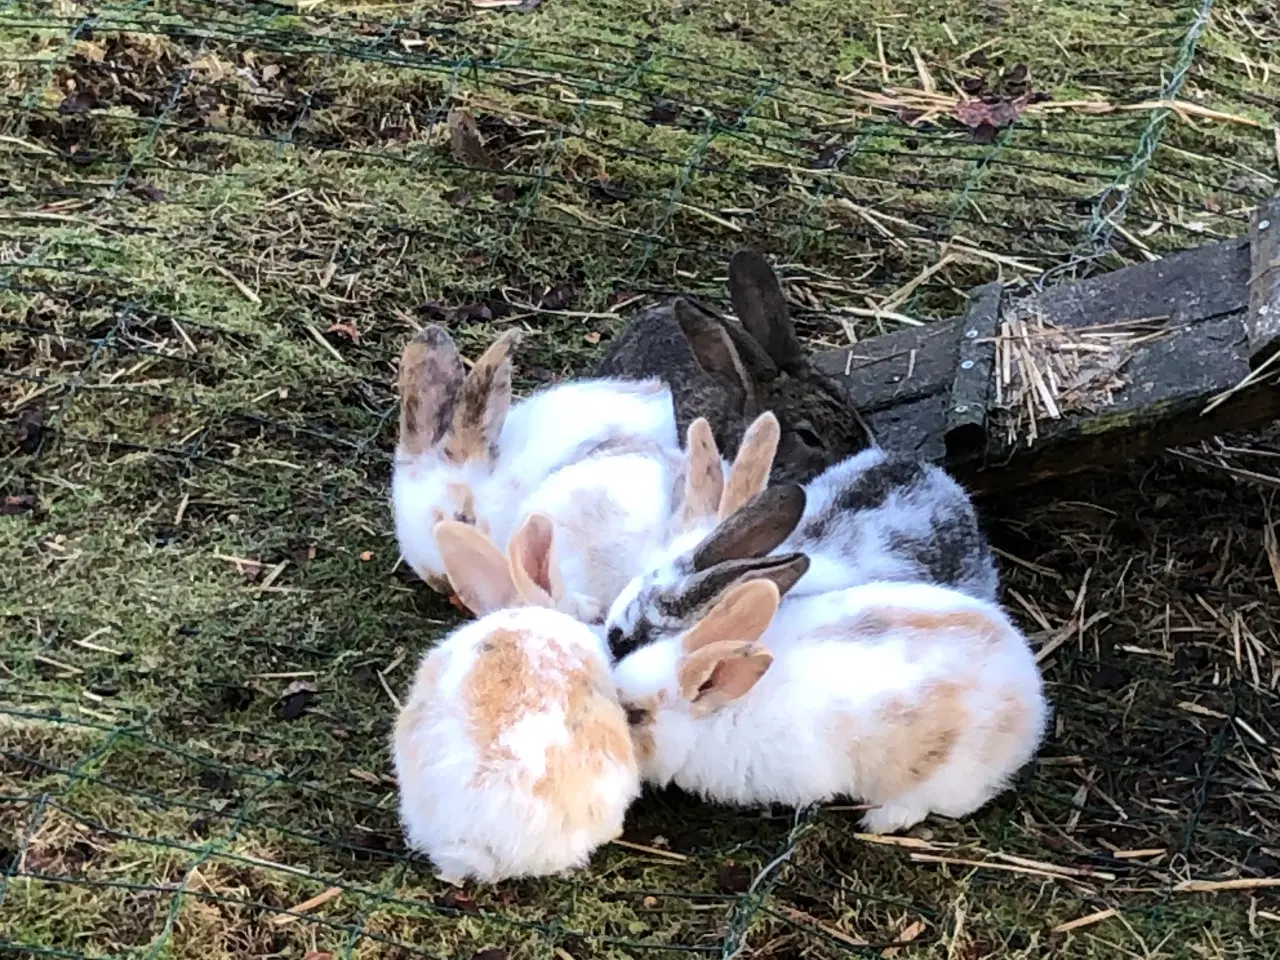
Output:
top-left (3, 0), bottom-right (1280, 957)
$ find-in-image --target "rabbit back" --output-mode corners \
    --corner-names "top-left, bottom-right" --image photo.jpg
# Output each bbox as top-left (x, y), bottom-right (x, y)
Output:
top-left (785, 448), bottom-right (998, 602)
top-left (393, 607), bottom-right (639, 882)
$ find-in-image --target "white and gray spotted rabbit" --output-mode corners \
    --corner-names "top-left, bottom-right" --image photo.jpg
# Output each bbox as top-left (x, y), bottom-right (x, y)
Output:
top-left (605, 413), bottom-right (997, 659)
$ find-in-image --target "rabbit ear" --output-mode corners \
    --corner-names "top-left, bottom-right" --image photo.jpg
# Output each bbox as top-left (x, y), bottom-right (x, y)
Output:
top-left (436, 520), bottom-right (520, 616)
top-left (398, 325), bottom-right (465, 456)
top-left (719, 411), bottom-right (780, 520)
top-left (507, 512), bottom-right (563, 609)
top-left (442, 328), bottom-right (520, 465)
top-left (677, 639), bottom-right (773, 711)
top-left (693, 484), bottom-right (806, 570)
top-left (681, 578), bottom-right (780, 653)
top-left (675, 553), bottom-right (809, 624)
top-left (728, 249), bottom-right (803, 371)
top-left (674, 299), bottom-right (754, 396)
top-left (679, 418), bottom-right (725, 530)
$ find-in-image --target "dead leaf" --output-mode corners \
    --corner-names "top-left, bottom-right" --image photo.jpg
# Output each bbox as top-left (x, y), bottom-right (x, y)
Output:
top-left (1, 494), bottom-right (37, 515)
top-left (448, 108), bottom-right (489, 166)
top-left (326, 321), bottom-right (361, 343)
top-left (277, 681), bottom-right (317, 721)
top-left (58, 90), bottom-right (97, 115)
top-left (584, 331), bottom-right (601, 345)
top-left (73, 40), bottom-right (106, 62)
top-left (359, 550), bottom-right (373, 561)
top-left (952, 94), bottom-right (1031, 131)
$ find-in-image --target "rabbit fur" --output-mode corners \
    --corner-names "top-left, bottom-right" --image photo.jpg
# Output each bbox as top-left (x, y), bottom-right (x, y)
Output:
top-left (613, 578), bottom-right (1047, 833)
top-left (392, 513), bottom-right (640, 883)
top-left (393, 323), bottom-right (683, 621)
top-left (605, 412), bottom-right (997, 659)
top-left (596, 249), bottom-right (873, 486)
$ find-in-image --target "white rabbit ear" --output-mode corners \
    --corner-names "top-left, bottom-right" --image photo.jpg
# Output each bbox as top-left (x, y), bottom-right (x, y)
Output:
top-left (507, 512), bottom-right (562, 609)
top-left (442, 328), bottom-right (520, 465)
top-left (677, 640), bottom-right (773, 711)
top-left (398, 325), bottom-right (465, 456)
top-left (679, 417), bottom-right (724, 530)
top-left (436, 520), bottom-right (519, 615)
top-left (719, 411), bottom-right (780, 520)
top-left (681, 578), bottom-right (779, 653)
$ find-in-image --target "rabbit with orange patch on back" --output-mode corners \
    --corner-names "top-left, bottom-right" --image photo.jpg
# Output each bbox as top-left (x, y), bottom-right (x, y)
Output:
top-left (392, 513), bottom-right (640, 884)
top-left (393, 324), bottom-right (683, 622)
top-left (613, 577), bottom-right (1047, 834)
top-left (596, 249), bottom-right (873, 486)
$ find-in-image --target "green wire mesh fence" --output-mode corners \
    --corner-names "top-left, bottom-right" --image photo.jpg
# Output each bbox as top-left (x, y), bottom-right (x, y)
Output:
top-left (2, 0), bottom-right (1279, 957)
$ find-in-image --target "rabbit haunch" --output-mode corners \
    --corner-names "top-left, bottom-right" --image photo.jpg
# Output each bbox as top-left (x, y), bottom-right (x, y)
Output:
top-left (393, 323), bottom-right (682, 615)
top-left (394, 609), bottom-right (637, 882)
top-left (613, 579), bottom-right (1047, 833)
top-left (392, 514), bottom-right (639, 884)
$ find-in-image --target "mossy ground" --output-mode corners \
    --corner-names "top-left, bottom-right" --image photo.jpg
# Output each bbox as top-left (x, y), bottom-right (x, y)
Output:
top-left (2, 1), bottom-right (1278, 958)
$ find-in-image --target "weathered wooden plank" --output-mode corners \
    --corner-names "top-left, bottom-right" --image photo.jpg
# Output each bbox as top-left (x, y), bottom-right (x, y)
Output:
top-left (813, 231), bottom-right (1273, 495)
top-left (944, 282), bottom-right (1002, 460)
top-left (1247, 199), bottom-right (1280, 369)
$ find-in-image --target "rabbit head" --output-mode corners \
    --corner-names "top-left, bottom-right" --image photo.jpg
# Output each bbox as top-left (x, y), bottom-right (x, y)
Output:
top-left (604, 412), bottom-right (809, 659)
top-left (393, 324), bottom-right (519, 594)
top-left (596, 249), bottom-right (873, 486)
top-left (614, 579), bottom-right (780, 785)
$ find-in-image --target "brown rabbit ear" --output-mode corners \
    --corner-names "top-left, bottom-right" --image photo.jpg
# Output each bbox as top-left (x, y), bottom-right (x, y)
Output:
top-left (681, 578), bottom-right (780, 653)
top-left (676, 553), bottom-right (809, 623)
top-left (398, 325), bottom-right (465, 456)
top-left (728, 249), bottom-right (804, 372)
top-left (679, 417), bottom-right (725, 530)
top-left (693, 484), bottom-right (806, 570)
top-left (507, 512), bottom-right (563, 609)
top-left (674, 299), bottom-right (754, 397)
top-left (436, 520), bottom-right (519, 616)
top-left (719, 411), bottom-right (780, 520)
top-left (443, 328), bottom-right (520, 465)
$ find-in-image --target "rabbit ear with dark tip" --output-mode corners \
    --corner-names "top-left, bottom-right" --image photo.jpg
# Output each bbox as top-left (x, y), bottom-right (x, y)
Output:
top-left (693, 483), bottom-right (806, 570)
top-left (398, 325), bottom-right (466, 457)
top-left (728, 249), bottom-right (804, 372)
top-left (442, 328), bottom-right (520, 466)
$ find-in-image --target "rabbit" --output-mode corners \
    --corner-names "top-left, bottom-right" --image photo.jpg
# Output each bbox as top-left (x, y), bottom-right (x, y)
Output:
top-left (392, 512), bottom-right (641, 884)
top-left (604, 414), bottom-right (997, 659)
top-left (393, 323), bottom-right (682, 618)
top-left (605, 410), bottom-right (813, 656)
top-left (596, 248), bottom-right (873, 486)
top-left (613, 577), bottom-right (1047, 834)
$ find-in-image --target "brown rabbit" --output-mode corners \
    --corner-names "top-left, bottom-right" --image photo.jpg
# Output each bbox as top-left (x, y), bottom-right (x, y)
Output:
top-left (596, 249), bottom-right (873, 485)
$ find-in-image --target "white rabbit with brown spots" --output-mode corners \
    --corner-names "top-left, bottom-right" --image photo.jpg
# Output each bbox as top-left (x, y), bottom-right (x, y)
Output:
top-left (393, 513), bottom-right (640, 884)
top-left (393, 324), bottom-right (682, 622)
top-left (613, 578), bottom-right (1047, 833)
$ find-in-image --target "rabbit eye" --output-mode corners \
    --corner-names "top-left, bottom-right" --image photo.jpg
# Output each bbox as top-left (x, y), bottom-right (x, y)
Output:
top-left (625, 706), bottom-right (651, 726)
top-left (795, 426), bottom-right (824, 449)
top-left (608, 625), bottom-right (623, 647)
